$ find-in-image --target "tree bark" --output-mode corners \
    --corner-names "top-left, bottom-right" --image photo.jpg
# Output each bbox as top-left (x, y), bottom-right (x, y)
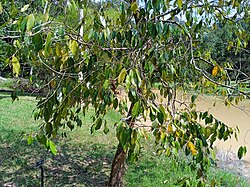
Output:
top-left (108, 143), bottom-right (127, 187)
top-left (108, 103), bottom-right (134, 187)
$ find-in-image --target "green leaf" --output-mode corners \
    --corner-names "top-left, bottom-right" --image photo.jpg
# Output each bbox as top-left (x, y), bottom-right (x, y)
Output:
top-left (118, 68), bottom-right (127, 84)
top-left (116, 122), bottom-right (131, 150)
top-left (27, 135), bottom-right (33, 145)
top-left (149, 22), bottom-right (157, 39)
top-left (205, 114), bottom-right (213, 124)
top-left (191, 95), bottom-right (197, 103)
top-left (44, 32), bottom-right (52, 56)
top-left (26, 14), bottom-right (35, 31)
top-left (238, 146), bottom-right (247, 159)
top-left (165, 147), bottom-right (171, 157)
top-left (218, 124), bottom-right (225, 140)
top-left (131, 130), bottom-right (137, 145)
top-left (103, 123), bottom-right (109, 134)
top-left (113, 98), bottom-right (118, 109)
top-left (32, 34), bottom-right (43, 51)
top-left (49, 140), bottom-right (57, 155)
top-left (177, 0), bottom-right (183, 9)
top-left (21, 4), bottom-right (29, 12)
top-left (194, 20), bottom-right (202, 32)
top-left (116, 121), bottom-right (123, 140)
top-left (202, 111), bottom-right (208, 120)
top-left (157, 111), bottom-right (164, 124)
top-left (76, 118), bottom-right (82, 127)
top-left (45, 123), bottom-right (53, 135)
top-left (20, 17), bottom-right (27, 33)
top-left (103, 79), bottom-right (109, 89)
top-left (196, 150), bottom-right (203, 163)
top-left (12, 56), bottom-right (20, 76)
top-left (95, 117), bottom-right (102, 130)
top-left (132, 101), bottom-right (141, 119)
top-left (44, 108), bottom-right (50, 122)
top-left (36, 134), bottom-right (47, 145)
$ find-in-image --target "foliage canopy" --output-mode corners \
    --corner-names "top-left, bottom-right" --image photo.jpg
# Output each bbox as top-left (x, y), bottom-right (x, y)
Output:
top-left (1, 0), bottom-right (250, 186)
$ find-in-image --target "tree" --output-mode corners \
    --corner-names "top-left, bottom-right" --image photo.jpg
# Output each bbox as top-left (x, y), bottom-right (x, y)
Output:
top-left (1, 0), bottom-right (250, 186)
top-left (201, 22), bottom-right (250, 80)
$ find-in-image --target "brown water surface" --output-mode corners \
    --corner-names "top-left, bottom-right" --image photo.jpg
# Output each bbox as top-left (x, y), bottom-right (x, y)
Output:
top-left (119, 90), bottom-right (250, 159)
top-left (195, 96), bottom-right (250, 159)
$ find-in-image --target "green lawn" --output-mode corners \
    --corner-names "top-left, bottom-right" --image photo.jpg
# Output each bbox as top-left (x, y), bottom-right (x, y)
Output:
top-left (0, 78), bottom-right (15, 90)
top-left (0, 93), bottom-right (249, 186)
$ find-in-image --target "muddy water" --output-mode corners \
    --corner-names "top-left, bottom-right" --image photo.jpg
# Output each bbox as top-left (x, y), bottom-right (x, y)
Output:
top-left (195, 96), bottom-right (250, 159)
top-left (119, 90), bottom-right (250, 159)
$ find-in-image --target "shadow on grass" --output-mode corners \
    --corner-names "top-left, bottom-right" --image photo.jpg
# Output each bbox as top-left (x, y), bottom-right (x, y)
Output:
top-left (0, 93), bottom-right (11, 100)
top-left (0, 129), bottom-right (116, 187)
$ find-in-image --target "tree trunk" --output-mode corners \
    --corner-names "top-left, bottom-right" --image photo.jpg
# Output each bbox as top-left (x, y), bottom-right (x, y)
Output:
top-left (108, 103), bottom-right (134, 187)
top-left (108, 143), bottom-right (126, 187)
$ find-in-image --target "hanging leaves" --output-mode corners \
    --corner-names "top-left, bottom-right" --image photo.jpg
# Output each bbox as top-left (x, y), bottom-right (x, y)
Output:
top-left (44, 32), bottom-right (52, 56)
top-left (68, 40), bottom-right (79, 56)
top-left (131, 2), bottom-right (138, 14)
top-left (26, 14), bottom-right (35, 31)
top-left (11, 56), bottom-right (20, 77)
top-left (176, 0), bottom-right (183, 9)
top-left (118, 68), bottom-right (127, 84)
top-left (238, 146), bottom-right (247, 159)
top-left (212, 66), bottom-right (219, 76)
top-left (2, 0), bottom-right (249, 184)
top-left (187, 141), bottom-right (198, 155)
top-left (132, 101), bottom-right (141, 119)
top-left (49, 140), bottom-right (57, 155)
top-left (32, 34), bottom-right (43, 51)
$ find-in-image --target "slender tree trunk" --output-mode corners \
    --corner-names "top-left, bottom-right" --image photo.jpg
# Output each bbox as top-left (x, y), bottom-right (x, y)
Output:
top-left (108, 144), bottom-right (126, 187)
top-left (108, 103), bottom-right (134, 187)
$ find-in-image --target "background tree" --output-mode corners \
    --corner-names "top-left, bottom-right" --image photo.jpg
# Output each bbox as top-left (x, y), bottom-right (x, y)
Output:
top-left (1, 0), bottom-right (250, 186)
top-left (201, 22), bottom-right (250, 83)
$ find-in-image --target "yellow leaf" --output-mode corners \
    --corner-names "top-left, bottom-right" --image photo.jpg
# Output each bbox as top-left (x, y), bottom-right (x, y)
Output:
top-left (12, 56), bottom-right (20, 77)
top-left (177, 0), bottom-right (183, 9)
top-left (218, 0), bottom-right (223, 5)
top-left (212, 66), bottom-right (219, 76)
top-left (131, 2), bottom-right (138, 14)
top-left (118, 68), bottom-right (127, 84)
top-left (0, 2), bottom-right (3, 14)
top-left (227, 41), bottom-right (233, 51)
top-left (69, 40), bottom-right (79, 56)
top-left (187, 141), bottom-right (198, 155)
top-left (167, 124), bottom-right (173, 132)
top-left (21, 4), bottom-right (29, 12)
top-left (56, 44), bottom-right (62, 57)
top-left (50, 80), bottom-right (56, 88)
top-left (232, 0), bottom-right (236, 8)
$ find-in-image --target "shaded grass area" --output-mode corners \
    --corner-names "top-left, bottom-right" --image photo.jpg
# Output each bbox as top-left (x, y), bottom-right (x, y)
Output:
top-left (0, 93), bottom-right (119, 186)
top-left (0, 93), bottom-right (249, 186)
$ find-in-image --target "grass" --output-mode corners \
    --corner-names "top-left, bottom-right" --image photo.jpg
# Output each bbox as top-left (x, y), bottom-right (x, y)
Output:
top-left (0, 78), bottom-right (15, 90)
top-left (125, 146), bottom-right (249, 187)
top-left (0, 93), bottom-right (249, 186)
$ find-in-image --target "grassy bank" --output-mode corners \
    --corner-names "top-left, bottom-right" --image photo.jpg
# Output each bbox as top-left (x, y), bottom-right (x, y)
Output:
top-left (0, 93), bottom-right (249, 186)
